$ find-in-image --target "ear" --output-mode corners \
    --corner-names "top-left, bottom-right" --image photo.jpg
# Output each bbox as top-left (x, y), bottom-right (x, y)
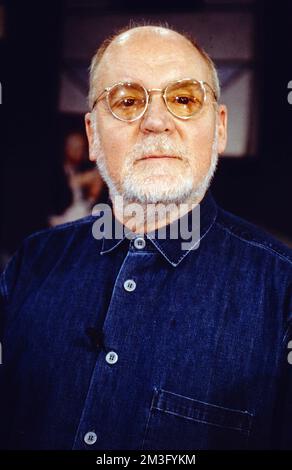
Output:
top-left (216, 104), bottom-right (228, 155)
top-left (85, 112), bottom-right (97, 162)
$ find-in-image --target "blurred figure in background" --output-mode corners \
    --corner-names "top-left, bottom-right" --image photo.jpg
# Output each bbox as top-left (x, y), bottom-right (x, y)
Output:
top-left (49, 131), bottom-right (107, 226)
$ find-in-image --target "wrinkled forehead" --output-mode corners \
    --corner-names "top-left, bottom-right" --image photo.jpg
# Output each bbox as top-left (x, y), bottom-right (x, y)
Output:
top-left (95, 30), bottom-right (212, 92)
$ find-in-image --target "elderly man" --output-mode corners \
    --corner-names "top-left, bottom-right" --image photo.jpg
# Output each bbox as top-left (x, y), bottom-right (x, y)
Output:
top-left (0, 25), bottom-right (292, 451)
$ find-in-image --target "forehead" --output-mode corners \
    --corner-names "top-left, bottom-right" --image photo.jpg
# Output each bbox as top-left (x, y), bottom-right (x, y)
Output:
top-left (97, 30), bottom-right (211, 90)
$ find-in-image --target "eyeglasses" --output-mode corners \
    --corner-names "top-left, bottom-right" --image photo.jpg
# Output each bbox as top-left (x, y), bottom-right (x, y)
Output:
top-left (91, 78), bottom-right (217, 122)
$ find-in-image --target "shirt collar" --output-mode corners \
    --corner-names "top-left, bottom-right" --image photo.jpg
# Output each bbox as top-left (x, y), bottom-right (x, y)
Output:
top-left (99, 188), bottom-right (218, 267)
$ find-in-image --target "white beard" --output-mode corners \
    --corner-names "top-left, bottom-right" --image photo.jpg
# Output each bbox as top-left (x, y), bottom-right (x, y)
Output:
top-left (91, 115), bottom-right (219, 206)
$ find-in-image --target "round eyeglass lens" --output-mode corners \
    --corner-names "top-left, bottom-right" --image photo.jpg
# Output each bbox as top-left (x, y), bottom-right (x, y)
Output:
top-left (165, 80), bottom-right (205, 118)
top-left (108, 83), bottom-right (147, 121)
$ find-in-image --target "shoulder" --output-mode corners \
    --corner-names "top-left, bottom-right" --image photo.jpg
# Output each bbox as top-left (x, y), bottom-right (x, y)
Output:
top-left (24, 214), bottom-right (96, 242)
top-left (15, 214), bottom-right (99, 256)
top-left (0, 215), bottom-right (99, 304)
top-left (215, 205), bottom-right (292, 269)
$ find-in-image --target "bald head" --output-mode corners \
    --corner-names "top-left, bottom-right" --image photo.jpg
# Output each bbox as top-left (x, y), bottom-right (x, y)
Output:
top-left (88, 25), bottom-right (220, 109)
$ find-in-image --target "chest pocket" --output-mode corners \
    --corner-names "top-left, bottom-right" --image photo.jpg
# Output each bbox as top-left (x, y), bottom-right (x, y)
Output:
top-left (141, 388), bottom-right (253, 450)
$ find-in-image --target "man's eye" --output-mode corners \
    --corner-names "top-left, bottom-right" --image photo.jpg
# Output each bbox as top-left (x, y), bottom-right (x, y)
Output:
top-left (121, 98), bottom-right (135, 107)
top-left (114, 97), bottom-right (145, 108)
top-left (114, 97), bottom-right (138, 108)
top-left (175, 96), bottom-right (196, 105)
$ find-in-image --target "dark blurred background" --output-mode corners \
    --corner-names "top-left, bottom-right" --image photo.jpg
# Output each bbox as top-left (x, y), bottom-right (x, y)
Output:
top-left (0, 0), bottom-right (292, 268)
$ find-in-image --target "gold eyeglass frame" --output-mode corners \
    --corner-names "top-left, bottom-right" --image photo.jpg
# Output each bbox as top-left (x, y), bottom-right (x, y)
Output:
top-left (91, 78), bottom-right (218, 122)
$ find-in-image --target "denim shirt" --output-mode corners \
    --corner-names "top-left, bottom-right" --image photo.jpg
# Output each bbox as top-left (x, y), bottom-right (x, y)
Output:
top-left (0, 189), bottom-right (292, 450)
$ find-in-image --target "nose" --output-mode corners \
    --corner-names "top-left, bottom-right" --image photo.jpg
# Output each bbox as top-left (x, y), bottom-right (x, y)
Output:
top-left (139, 92), bottom-right (176, 135)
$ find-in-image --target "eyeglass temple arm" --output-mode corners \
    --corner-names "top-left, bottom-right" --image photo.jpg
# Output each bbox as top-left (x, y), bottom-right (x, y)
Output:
top-left (91, 88), bottom-right (109, 111)
top-left (202, 81), bottom-right (218, 101)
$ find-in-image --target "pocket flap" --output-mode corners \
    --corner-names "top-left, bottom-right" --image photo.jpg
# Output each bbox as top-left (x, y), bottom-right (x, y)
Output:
top-left (152, 388), bottom-right (253, 434)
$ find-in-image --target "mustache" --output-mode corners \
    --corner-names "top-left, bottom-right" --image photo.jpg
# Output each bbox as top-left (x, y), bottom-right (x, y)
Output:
top-left (92, 129), bottom-right (192, 165)
top-left (125, 135), bottom-right (188, 162)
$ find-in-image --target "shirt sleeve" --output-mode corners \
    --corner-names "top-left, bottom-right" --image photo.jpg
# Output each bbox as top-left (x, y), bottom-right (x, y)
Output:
top-left (0, 248), bottom-right (23, 340)
top-left (276, 278), bottom-right (292, 449)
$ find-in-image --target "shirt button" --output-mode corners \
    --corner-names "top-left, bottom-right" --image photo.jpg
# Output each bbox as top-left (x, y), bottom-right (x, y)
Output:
top-left (124, 279), bottom-right (136, 292)
top-left (133, 237), bottom-right (146, 249)
top-left (84, 431), bottom-right (97, 445)
top-left (105, 351), bottom-right (118, 365)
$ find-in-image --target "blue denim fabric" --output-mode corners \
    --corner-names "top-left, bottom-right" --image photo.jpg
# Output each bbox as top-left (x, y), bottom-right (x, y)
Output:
top-left (0, 189), bottom-right (292, 450)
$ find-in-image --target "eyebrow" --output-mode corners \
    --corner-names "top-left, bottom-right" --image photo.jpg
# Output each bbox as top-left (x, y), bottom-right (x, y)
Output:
top-left (105, 77), bottom-right (202, 89)
top-left (105, 77), bottom-right (145, 88)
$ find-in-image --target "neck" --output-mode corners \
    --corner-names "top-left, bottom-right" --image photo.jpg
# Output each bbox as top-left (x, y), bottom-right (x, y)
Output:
top-left (111, 192), bottom-right (205, 235)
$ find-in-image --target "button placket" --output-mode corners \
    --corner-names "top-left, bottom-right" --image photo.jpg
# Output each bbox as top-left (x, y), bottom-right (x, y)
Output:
top-left (74, 252), bottom-right (146, 449)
